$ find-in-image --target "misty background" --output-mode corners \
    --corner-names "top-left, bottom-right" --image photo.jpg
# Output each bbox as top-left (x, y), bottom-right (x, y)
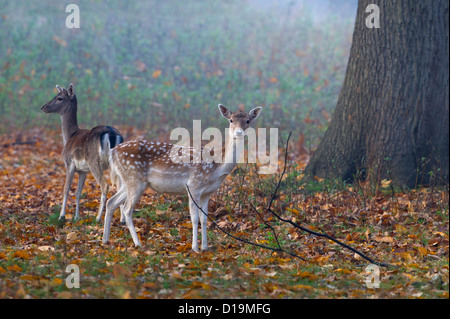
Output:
top-left (0, 0), bottom-right (357, 146)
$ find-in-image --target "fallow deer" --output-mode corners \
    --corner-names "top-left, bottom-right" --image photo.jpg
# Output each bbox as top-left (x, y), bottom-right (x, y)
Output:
top-left (41, 84), bottom-right (124, 221)
top-left (102, 104), bottom-right (262, 252)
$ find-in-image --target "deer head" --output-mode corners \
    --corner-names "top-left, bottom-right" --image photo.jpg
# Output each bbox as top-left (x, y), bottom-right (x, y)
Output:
top-left (41, 84), bottom-right (77, 114)
top-left (218, 104), bottom-right (262, 139)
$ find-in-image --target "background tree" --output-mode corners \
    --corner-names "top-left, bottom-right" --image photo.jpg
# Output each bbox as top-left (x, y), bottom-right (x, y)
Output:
top-left (305, 0), bottom-right (449, 188)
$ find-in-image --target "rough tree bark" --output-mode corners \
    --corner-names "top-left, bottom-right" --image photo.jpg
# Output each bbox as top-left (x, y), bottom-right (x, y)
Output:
top-left (305, 0), bottom-right (449, 188)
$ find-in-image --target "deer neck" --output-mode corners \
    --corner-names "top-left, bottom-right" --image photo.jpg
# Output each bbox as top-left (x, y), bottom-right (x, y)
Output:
top-left (60, 99), bottom-right (79, 145)
top-left (217, 135), bottom-right (244, 177)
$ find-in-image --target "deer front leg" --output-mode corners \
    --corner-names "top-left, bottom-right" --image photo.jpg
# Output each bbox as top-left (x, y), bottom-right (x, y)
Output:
top-left (60, 165), bottom-right (76, 220)
top-left (97, 182), bottom-right (109, 222)
top-left (74, 172), bottom-right (87, 220)
top-left (200, 197), bottom-right (210, 251)
top-left (188, 195), bottom-right (201, 253)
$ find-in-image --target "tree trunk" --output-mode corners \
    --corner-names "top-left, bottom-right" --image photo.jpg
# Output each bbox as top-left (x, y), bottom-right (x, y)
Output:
top-left (305, 0), bottom-right (449, 188)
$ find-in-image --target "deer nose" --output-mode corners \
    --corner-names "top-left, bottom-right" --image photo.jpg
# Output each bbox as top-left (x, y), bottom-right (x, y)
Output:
top-left (235, 129), bottom-right (244, 136)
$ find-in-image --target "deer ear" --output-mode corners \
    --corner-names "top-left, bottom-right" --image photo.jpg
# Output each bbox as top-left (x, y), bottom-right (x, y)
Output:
top-left (218, 104), bottom-right (232, 119)
top-left (248, 106), bottom-right (262, 121)
top-left (56, 85), bottom-right (63, 93)
top-left (67, 83), bottom-right (75, 99)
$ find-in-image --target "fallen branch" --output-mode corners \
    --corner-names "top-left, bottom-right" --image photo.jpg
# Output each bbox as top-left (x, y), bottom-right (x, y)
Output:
top-left (186, 185), bottom-right (305, 261)
top-left (2, 140), bottom-right (36, 147)
top-left (266, 132), bottom-right (393, 268)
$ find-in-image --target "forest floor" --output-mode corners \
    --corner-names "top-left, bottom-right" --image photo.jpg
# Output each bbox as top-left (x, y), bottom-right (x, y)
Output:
top-left (0, 128), bottom-right (448, 299)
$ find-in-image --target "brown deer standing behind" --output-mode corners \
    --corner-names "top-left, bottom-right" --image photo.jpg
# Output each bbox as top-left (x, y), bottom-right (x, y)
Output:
top-left (41, 84), bottom-right (123, 221)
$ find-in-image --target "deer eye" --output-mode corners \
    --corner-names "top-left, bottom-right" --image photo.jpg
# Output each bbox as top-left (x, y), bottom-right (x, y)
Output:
top-left (246, 119), bottom-right (250, 124)
top-left (57, 97), bottom-right (63, 101)
top-left (229, 119), bottom-right (233, 123)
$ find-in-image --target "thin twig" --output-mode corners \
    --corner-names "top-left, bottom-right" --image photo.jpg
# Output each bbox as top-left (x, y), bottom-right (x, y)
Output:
top-left (2, 140), bottom-right (36, 147)
top-left (267, 132), bottom-right (292, 211)
top-left (249, 202), bottom-right (285, 254)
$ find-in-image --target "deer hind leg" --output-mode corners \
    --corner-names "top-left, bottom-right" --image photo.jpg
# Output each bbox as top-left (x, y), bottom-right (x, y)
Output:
top-left (60, 165), bottom-right (76, 220)
top-left (123, 183), bottom-right (146, 247)
top-left (119, 201), bottom-right (126, 224)
top-left (110, 168), bottom-right (126, 223)
top-left (103, 183), bottom-right (127, 244)
top-left (90, 166), bottom-right (109, 222)
top-left (74, 172), bottom-right (87, 220)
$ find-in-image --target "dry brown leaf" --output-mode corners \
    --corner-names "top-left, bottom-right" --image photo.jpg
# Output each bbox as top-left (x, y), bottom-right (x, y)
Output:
top-left (374, 236), bottom-right (394, 243)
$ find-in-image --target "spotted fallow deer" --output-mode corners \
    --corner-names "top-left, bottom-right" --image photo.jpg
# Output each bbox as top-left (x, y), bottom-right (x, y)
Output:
top-left (41, 84), bottom-right (124, 221)
top-left (102, 104), bottom-right (262, 252)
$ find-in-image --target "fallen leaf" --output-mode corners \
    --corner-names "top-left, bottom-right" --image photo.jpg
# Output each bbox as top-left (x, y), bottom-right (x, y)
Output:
top-left (399, 252), bottom-right (413, 261)
top-left (381, 179), bottom-right (391, 188)
top-left (53, 35), bottom-right (67, 47)
top-left (417, 247), bottom-right (428, 257)
top-left (264, 271), bottom-right (277, 278)
top-left (112, 264), bottom-right (131, 279)
top-left (66, 232), bottom-right (78, 243)
top-left (286, 207), bottom-right (300, 215)
top-left (8, 265), bottom-right (23, 272)
top-left (13, 250), bottom-right (30, 260)
top-left (182, 289), bottom-right (202, 299)
top-left (171, 271), bottom-right (183, 279)
top-left (374, 236), bottom-right (394, 243)
top-left (313, 176), bottom-right (324, 182)
top-left (152, 70), bottom-right (162, 78)
top-left (56, 291), bottom-right (73, 299)
top-left (394, 224), bottom-right (407, 233)
top-left (434, 231), bottom-right (448, 237)
top-left (53, 278), bottom-right (63, 285)
top-left (292, 284), bottom-right (315, 290)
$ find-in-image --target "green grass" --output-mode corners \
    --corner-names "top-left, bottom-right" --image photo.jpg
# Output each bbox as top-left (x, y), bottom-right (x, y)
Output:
top-left (0, 0), bottom-right (354, 148)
